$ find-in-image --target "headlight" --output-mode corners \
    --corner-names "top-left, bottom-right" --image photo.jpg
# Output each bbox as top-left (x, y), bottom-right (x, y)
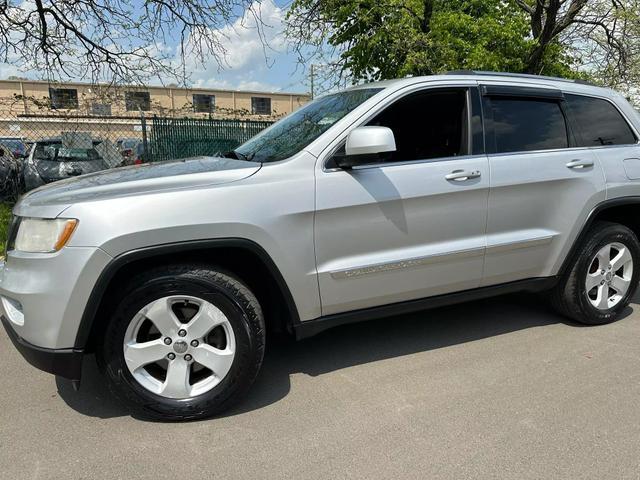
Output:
top-left (13, 218), bottom-right (78, 253)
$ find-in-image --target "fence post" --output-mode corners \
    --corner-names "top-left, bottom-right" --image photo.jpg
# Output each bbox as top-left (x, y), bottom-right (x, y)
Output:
top-left (140, 111), bottom-right (150, 162)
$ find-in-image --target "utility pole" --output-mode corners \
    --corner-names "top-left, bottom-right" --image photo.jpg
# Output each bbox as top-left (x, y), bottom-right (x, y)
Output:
top-left (310, 62), bottom-right (342, 99)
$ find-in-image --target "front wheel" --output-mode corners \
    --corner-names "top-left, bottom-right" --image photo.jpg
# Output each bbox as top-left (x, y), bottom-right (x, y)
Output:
top-left (551, 221), bottom-right (640, 325)
top-left (97, 264), bottom-right (265, 421)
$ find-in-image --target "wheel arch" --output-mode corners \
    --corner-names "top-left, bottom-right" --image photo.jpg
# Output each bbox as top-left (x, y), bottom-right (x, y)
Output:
top-left (559, 196), bottom-right (640, 277)
top-left (75, 238), bottom-right (300, 351)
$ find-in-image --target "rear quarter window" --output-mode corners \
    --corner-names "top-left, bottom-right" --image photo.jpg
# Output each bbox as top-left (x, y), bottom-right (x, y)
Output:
top-left (566, 94), bottom-right (637, 146)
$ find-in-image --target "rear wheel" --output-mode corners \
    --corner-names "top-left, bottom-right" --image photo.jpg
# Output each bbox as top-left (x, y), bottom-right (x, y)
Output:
top-left (551, 221), bottom-right (640, 325)
top-left (97, 264), bottom-right (265, 421)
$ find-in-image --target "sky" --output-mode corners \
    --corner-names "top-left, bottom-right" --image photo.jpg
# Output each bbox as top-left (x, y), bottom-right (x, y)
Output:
top-left (0, 0), bottom-right (311, 94)
top-left (177, 0), bottom-right (309, 93)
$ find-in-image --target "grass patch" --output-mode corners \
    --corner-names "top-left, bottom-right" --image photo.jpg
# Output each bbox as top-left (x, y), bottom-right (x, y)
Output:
top-left (0, 202), bottom-right (13, 257)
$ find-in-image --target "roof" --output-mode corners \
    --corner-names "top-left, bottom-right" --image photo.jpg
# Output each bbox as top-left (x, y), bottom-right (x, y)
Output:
top-left (444, 70), bottom-right (596, 86)
top-left (344, 71), bottom-right (615, 97)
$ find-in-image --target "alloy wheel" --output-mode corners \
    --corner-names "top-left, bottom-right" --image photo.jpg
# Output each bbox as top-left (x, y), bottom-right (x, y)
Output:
top-left (585, 242), bottom-right (634, 310)
top-left (122, 295), bottom-right (236, 399)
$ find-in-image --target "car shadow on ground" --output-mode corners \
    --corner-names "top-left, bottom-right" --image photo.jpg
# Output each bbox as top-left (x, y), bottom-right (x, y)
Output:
top-left (55, 292), bottom-right (638, 421)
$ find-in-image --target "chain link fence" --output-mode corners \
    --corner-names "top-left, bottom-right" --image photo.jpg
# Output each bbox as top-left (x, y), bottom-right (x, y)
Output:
top-left (0, 111), bottom-right (274, 201)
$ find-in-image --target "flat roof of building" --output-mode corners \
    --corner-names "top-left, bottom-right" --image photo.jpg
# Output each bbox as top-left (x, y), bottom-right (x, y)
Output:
top-left (0, 78), bottom-right (310, 97)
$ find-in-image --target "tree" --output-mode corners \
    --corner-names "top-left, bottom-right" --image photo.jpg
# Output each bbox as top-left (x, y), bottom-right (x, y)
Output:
top-left (0, 0), bottom-right (269, 84)
top-left (287, 0), bottom-right (640, 94)
top-left (286, 0), bottom-right (574, 86)
top-left (514, 0), bottom-right (640, 87)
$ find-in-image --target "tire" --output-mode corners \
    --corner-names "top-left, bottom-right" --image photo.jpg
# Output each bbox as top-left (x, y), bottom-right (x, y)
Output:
top-left (97, 264), bottom-right (265, 421)
top-left (551, 221), bottom-right (640, 325)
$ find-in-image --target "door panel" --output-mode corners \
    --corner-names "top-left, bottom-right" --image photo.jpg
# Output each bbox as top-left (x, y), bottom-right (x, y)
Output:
top-left (481, 87), bottom-right (606, 286)
top-left (315, 157), bottom-right (489, 315)
top-left (483, 149), bottom-right (604, 285)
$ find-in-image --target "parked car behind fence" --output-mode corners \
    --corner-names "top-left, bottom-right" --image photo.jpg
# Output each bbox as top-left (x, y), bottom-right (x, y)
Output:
top-left (0, 143), bottom-right (21, 201)
top-left (23, 135), bottom-right (123, 191)
top-left (116, 138), bottom-right (142, 165)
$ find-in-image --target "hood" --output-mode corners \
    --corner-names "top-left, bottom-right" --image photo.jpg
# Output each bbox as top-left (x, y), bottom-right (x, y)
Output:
top-left (16, 156), bottom-right (261, 217)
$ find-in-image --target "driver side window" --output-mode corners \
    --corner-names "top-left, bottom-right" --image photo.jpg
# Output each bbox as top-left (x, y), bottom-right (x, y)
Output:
top-left (366, 88), bottom-right (469, 163)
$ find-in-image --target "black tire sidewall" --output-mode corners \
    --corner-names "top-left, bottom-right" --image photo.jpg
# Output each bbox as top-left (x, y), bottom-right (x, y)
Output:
top-left (572, 224), bottom-right (640, 323)
top-left (100, 268), bottom-right (263, 420)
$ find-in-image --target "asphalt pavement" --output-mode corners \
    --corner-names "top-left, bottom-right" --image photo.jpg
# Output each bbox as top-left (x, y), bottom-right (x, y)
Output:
top-left (1, 292), bottom-right (640, 479)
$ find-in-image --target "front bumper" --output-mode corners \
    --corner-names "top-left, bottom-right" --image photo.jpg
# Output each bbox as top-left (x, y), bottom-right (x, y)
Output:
top-left (0, 247), bottom-right (112, 380)
top-left (0, 248), bottom-right (112, 349)
top-left (1, 313), bottom-right (83, 380)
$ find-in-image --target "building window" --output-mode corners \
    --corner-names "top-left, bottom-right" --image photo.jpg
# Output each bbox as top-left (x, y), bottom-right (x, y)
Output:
top-left (193, 94), bottom-right (216, 113)
top-left (251, 97), bottom-right (271, 115)
top-left (49, 88), bottom-right (78, 109)
top-left (125, 91), bottom-right (151, 111)
top-left (91, 103), bottom-right (112, 116)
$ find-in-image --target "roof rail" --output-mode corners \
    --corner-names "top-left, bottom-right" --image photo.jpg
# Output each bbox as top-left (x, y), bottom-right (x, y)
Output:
top-left (444, 70), bottom-right (596, 87)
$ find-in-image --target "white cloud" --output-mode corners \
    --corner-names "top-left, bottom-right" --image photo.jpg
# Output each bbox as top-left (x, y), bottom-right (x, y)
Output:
top-left (189, 76), bottom-right (282, 92)
top-left (179, 0), bottom-right (297, 91)
top-left (219, 1), bottom-right (285, 70)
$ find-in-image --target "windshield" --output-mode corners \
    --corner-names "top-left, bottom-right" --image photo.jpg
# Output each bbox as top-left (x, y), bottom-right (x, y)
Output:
top-left (234, 88), bottom-right (383, 163)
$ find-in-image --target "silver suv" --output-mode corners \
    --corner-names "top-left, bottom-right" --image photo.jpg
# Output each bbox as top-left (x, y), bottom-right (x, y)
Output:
top-left (3, 72), bottom-right (640, 420)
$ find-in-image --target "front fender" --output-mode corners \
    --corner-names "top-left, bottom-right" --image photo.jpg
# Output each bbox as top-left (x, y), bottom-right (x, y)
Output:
top-left (73, 238), bottom-right (300, 349)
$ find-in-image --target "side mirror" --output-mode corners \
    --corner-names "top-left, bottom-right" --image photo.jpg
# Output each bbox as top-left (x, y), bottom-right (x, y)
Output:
top-left (334, 126), bottom-right (396, 169)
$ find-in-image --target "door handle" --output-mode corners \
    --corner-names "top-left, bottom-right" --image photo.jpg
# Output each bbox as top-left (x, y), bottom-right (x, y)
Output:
top-left (445, 170), bottom-right (481, 182)
top-left (566, 159), bottom-right (594, 169)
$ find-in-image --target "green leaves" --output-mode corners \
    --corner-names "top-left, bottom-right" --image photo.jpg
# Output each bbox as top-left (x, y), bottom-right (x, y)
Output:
top-left (288, 0), bottom-right (576, 82)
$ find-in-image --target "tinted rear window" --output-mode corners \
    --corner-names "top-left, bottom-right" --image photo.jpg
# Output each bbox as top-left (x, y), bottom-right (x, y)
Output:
top-left (34, 143), bottom-right (102, 162)
top-left (566, 94), bottom-right (636, 146)
top-left (491, 98), bottom-right (568, 153)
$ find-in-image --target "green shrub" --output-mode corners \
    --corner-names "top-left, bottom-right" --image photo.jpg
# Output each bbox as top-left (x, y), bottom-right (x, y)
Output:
top-left (0, 203), bottom-right (13, 257)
